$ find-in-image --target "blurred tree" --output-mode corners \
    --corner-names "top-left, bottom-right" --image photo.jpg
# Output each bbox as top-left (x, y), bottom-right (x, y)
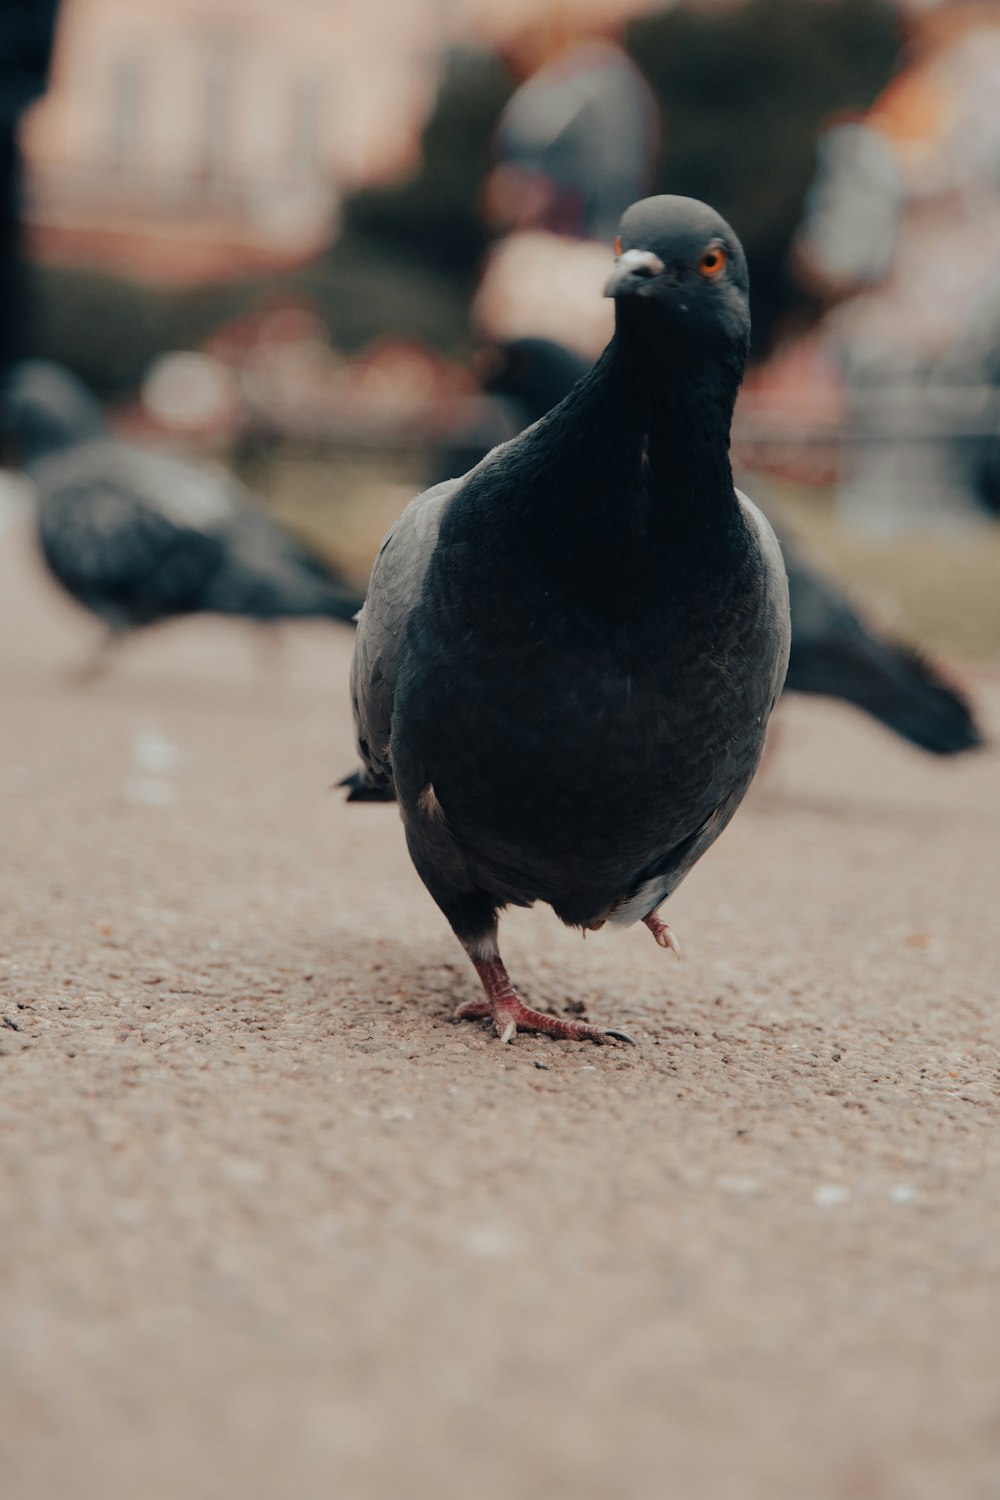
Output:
top-left (26, 238), bottom-right (471, 396)
top-left (27, 2), bottom-right (901, 391)
top-left (627, 0), bottom-right (901, 356)
top-left (0, 0), bottom-right (61, 372)
top-left (344, 48), bottom-right (516, 275)
top-left (339, 1), bottom-right (898, 359)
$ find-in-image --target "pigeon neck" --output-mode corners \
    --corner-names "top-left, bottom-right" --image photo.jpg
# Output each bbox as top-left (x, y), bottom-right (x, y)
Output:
top-left (468, 330), bottom-right (750, 612)
top-left (553, 331), bottom-right (747, 571)
top-left (607, 329), bottom-right (743, 506)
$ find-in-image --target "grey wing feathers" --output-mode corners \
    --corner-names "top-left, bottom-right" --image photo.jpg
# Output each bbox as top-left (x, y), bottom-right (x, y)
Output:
top-left (736, 488), bottom-right (792, 706)
top-left (34, 438), bottom-right (363, 625)
top-left (34, 439), bottom-right (237, 531)
top-left (35, 440), bottom-right (227, 625)
top-left (349, 478), bottom-right (460, 795)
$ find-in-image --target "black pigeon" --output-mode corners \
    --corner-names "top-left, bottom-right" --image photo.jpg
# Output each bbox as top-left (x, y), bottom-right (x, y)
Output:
top-left (3, 361), bottom-right (363, 665)
top-left (438, 336), bottom-right (983, 757)
top-left (346, 196), bottom-right (790, 1044)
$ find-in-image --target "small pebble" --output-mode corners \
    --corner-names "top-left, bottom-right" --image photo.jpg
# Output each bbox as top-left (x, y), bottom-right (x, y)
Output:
top-left (133, 730), bottom-right (180, 774)
top-left (718, 1175), bottom-right (759, 1196)
top-left (813, 1184), bottom-right (851, 1208)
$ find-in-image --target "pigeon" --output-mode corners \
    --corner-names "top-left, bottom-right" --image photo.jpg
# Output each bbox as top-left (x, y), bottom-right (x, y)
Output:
top-left (2, 361), bottom-right (363, 668)
top-left (780, 543), bottom-right (981, 754)
top-left (436, 336), bottom-right (982, 757)
top-left (346, 196), bottom-right (791, 1044)
top-left (427, 339), bottom-right (599, 489)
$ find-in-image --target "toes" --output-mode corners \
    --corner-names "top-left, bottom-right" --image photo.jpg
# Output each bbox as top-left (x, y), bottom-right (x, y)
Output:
top-left (660, 928), bottom-right (682, 959)
top-left (455, 993), bottom-right (637, 1046)
top-left (652, 926), bottom-right (681, 958)
top-left (453, 998), bottom-right (492, 1022)
top-left (603, 1028), bottom-right (637, 1045)
top-left (643, 913), bottom-right (682, 958)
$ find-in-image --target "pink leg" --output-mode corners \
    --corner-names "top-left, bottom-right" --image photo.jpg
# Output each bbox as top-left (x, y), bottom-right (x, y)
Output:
top-left (643, 910), bottom-right (681, 958)
top-left (454, 954), bottom-right (634, 1046)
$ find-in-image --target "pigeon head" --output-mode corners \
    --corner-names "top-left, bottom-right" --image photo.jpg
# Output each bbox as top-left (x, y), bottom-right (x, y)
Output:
top-left (604, 196), bottom-right (750, 363)
top-left (1, 361), bottom-right (105, 464)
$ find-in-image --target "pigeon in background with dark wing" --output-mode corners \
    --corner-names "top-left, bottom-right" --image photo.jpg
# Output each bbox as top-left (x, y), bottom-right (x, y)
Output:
top-left (427, 339), bottom-right (600, 490)
top-left (435, 336), bottom-right (982, 757)
top-left (2, 361), bottom-right (363, 668)
top-left (346, 196), bottom-right (790, 1044)
top-left (779, 534), bottom-right (981, 754)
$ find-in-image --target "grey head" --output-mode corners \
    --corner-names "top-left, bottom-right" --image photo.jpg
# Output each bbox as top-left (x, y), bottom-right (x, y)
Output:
top-left (604, 195), bottom-right (751, 366)
top-left (2, 361), bottom-right (106, 465)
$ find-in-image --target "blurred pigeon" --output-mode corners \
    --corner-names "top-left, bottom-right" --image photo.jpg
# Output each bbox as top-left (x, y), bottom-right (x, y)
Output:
top-left (346, 196), bottom-right (790, 1044)
top-left (3, 361), bottom-right (363, 670)
top-left (780, 542), bottom-right (981, 754)
top-left (436, 336), bottom-right (982, 757)
top-left (427, 338), bottom-right (589, 489)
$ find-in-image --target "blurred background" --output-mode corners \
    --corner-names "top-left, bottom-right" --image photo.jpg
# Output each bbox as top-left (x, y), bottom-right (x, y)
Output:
top-left (4, 0), bottom-right (1000, 661)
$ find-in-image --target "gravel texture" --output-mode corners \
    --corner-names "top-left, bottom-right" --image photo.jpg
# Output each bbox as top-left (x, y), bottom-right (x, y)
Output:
top-left (2, 515), bottom-right (999, 1500)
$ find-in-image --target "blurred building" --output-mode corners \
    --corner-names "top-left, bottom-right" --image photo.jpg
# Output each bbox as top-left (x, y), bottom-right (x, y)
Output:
top-left (21, 0), bottom-right (665, 287)
top-left (22, 0), bottom-right (444, 283)
top-left (780, 1), bottom-right (1000, 530)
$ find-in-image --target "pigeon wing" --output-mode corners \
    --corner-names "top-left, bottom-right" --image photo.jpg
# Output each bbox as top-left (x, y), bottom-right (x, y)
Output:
top-left (349, 478), bottom-right (460, 796)
top-left (34, 439), bottom-right (230, 626)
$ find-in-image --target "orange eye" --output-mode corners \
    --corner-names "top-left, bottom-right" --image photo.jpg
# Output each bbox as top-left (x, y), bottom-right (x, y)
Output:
top-left (698, 244), bottom-right (727, 279)
top-left (614, 234), bottom-right (623, 256)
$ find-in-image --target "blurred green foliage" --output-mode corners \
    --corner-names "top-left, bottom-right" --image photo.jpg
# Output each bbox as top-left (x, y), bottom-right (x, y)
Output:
top-left (26, 235), bottom-right (471, 395)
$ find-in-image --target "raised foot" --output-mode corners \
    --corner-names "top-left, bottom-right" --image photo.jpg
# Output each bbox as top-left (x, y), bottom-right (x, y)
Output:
top-left (454, 994), bottom-right (635, 1046)
top-left (643, 910), bottom-right (681, 958)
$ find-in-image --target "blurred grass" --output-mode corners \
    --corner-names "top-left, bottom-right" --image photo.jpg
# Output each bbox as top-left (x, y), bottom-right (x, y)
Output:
top-left (251, 446), bottom-right (430, 590)
top-left (256, 449), bottom-right (1000, 666)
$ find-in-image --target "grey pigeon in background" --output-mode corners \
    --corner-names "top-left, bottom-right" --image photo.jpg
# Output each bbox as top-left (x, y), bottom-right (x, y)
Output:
top-left (436, 336), bottom-right (982, 757)
top-left (2, 361), bottom-right (363, 669)
top-left (346, 196), bottom-right (790, 1044)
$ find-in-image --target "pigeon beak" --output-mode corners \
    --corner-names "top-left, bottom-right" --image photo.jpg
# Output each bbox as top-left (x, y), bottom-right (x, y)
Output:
top-left (603, 248), bottom-right (668, 299)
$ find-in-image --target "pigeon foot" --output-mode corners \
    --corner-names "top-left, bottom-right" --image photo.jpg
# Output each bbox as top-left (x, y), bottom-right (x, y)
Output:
top-left (643, 911), bottom-right (681, 958)
top-left (65, 629), bottom-right (122, 686)
top-left (456, 957), bottom-right (634, 1045)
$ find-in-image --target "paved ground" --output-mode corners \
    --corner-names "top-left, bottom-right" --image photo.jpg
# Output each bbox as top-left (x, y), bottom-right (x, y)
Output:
top-left (2, 514), bottom-right (1000, 1500)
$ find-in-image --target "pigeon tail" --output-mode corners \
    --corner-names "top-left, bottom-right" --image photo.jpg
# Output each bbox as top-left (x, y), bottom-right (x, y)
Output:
top-left (338, 768), bottom-right (397, 802)
top-left (785, 634), bottom-right (983, 756)
top-left (199, 546), bottom-right (365, 624)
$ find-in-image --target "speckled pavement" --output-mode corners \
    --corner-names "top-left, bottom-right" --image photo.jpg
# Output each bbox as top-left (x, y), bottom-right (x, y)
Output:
top-left (2, 516), bottom-right (999, 1500)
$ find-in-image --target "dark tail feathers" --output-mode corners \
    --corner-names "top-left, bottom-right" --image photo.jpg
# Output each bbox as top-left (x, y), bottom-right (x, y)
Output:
top-left (338, 768), bottom-right (397, 802)
top-left (785, 635), bottom-right (983, 755)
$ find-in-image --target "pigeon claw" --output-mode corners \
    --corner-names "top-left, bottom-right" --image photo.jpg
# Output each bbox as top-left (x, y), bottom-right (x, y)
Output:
top-left (643, 911), bottom-right (681, 958)
top-left (456, 995), bottom-right (631, 1045)
top-left (457, 961), bottom-right (634, 1045)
